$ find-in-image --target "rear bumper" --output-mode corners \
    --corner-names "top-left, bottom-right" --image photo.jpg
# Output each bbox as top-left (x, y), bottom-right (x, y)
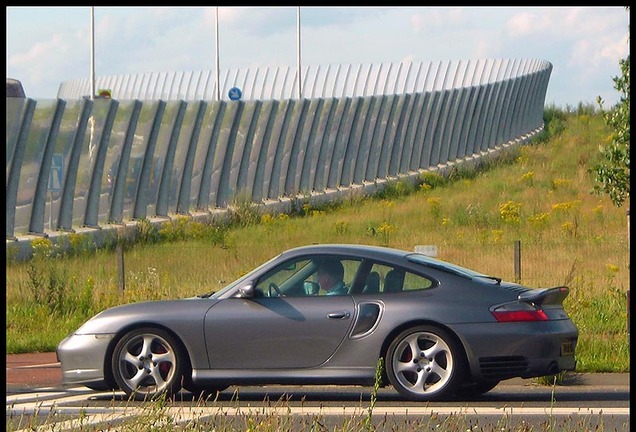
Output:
top-left (451, 320), bottom-right (578, 381)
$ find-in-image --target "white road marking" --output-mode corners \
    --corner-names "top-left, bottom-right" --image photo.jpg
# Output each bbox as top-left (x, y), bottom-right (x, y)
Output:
top-left (7, 395), bottom-right (630, 419)
top-left (7, 389), bottom-right (629, 432)
top-left (6, 362), bottom-right (61, 369)
top-left (6, 387), bottom-right (93, 405)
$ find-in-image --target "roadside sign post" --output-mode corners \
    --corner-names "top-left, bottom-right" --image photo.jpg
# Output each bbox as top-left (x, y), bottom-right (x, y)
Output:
top-left (97, 89), bottom-right (112, 99)
top-left (228, 87), bottom-right (242, 101)
top-left (414, 245), bottom-right (437, 257)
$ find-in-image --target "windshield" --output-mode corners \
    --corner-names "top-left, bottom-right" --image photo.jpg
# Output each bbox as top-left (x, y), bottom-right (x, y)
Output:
top-left (200, 252), bottom-right (284, 299)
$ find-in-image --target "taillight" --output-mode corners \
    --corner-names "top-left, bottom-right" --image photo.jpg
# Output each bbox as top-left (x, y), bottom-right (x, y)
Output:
top-left (491, 303), bottom-right (549, 322)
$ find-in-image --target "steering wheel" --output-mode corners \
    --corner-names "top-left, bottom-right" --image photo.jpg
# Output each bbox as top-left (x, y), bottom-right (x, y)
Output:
top-left (268, 282), bottom-right (283, 297)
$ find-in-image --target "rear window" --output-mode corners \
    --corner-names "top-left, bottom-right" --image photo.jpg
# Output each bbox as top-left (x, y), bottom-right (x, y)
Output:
top-left (406, 253), bottom-right (488, 279)
top-left (361, 262), bottom-right (435, 294)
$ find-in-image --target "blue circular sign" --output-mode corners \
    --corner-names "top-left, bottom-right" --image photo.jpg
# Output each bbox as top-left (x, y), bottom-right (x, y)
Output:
top-left (228, 87), bottom-right (242, 101)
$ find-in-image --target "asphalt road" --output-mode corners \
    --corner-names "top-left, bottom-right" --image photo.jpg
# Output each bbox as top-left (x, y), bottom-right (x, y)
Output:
top-left (5, 351), bottom-right (630, 390)
top-left (6, 352), bottom-right (630, 431)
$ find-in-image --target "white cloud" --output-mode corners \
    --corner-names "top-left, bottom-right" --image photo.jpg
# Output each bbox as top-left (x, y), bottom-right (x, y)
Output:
top-left (9, 34), bottom-right (62, 67)
top-left (446, 7), bottom-right (465, 23)
top-left (601, 34), bottom-right (630, 62)
top-left (409, 8), bottom-right (462, 35)
top-left (410, 14), bottom-right (425, 34)
top-left (202, 7), bottom-right (217, 27)
top-left (505, 11), bottom-right (552, 37)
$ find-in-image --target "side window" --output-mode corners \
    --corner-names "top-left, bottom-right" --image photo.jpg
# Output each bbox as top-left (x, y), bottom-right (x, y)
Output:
top-left (253, 256), bottom-right (363, 297)
top-left (254, 258), bottom-right (314, 297)
top-left (341, 259), bottom-right (362, 290)
top-left (362, 264), bottom-right (393, 294)
top-left (313, 258), bottom-right (363, 296)
top-left (402, 270), bottom-right (434, 292)
top-left (362, 263), bottom-right (434, 294)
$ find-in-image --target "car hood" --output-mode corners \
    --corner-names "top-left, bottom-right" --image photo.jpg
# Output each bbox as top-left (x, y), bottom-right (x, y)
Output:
top-left (74, 297), bottom-right (219, 335)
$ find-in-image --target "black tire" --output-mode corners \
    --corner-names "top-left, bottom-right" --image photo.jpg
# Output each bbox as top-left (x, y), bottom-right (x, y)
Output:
top-left (111, 327), bottom-right (185, 401)
top-left (386, 325), bottom-right (465, 401)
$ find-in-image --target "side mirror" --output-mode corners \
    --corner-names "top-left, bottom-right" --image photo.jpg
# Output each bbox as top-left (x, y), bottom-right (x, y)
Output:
top-left (304, 281), bottom-right (320, 296)
top-left (237, 284), bottom-right (255, 298)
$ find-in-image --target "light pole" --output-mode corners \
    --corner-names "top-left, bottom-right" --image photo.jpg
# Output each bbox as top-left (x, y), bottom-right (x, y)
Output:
top-left (215, 7), bottom-right (220, 101)
top-left (90, 7), bottom-right (95, 99)
top-left (297, 6), bottom-right (301, 99)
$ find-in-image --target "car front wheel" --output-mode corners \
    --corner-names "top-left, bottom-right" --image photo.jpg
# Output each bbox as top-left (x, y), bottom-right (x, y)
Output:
top-left (386, 325), bottom-right (464, 401)
top-left (112, 327), bottom-right (184, 401)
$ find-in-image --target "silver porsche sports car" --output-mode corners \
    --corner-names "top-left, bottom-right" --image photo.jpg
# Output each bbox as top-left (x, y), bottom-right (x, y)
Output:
top-left (57, 244), bottom-right (578, 401)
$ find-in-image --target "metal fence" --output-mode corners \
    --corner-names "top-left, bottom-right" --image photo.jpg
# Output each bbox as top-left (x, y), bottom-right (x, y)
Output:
top-left (57, 59), bottom-right (549, 102)
top-left (6, 58), bottom-right (552, 257)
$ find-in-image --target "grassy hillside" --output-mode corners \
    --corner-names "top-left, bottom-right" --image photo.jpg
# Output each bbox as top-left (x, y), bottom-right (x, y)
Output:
top-left (6, 106), bottom-right (630, 372)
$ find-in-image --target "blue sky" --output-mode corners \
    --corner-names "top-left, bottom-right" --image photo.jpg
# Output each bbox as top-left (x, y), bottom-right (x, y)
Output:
top-left (6, 6), bottom-right (630, 107)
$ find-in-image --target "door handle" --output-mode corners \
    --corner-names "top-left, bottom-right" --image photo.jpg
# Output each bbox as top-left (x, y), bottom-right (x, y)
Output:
top-left (328, 311), bottom-right (351, 319)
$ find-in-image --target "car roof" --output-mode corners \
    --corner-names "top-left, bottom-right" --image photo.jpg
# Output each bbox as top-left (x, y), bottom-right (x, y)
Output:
top-left (282, 243), bottom-right (487, 279)
top-left (283, 243), bottom-right (409, 259)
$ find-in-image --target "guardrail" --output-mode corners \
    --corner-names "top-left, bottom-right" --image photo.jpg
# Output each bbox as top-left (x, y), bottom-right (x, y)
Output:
top-left (6, 59), bottom-right (552, 259)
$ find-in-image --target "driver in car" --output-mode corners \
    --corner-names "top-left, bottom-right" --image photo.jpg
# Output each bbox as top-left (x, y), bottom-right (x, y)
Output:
top-left (317, 259), bottom-right (348, 296)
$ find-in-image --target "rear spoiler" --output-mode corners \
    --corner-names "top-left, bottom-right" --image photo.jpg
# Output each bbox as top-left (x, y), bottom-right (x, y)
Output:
top-left (518, 286), bottom-right (569, 306)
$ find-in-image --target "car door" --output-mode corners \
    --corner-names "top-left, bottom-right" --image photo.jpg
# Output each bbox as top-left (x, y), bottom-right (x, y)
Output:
top-left (203, 255), bottom-right (361, 369)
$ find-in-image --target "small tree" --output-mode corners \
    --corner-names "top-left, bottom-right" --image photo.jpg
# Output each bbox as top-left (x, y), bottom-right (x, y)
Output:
top-left (591, 10), bottom-right (630, 208)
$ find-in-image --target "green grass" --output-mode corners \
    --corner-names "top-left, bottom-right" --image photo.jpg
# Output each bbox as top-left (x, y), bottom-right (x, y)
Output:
top-left (5, 107), bottom-right (630, 374)
top-left (7, 405), bottom-right (622, 432)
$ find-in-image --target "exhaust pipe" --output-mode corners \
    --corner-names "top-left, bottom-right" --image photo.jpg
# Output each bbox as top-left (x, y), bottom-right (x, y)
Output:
top-left (547, 362), bottom-right (559, 375)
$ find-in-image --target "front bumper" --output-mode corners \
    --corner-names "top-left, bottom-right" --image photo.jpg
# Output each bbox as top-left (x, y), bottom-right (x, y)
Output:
top-left (56, 333), bottom-right (115, 387)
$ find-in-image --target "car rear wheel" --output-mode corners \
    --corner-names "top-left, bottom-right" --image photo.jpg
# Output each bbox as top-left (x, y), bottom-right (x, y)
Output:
top-left (112, 327), bottom-right (184, 401)
top-left (386, 325), bottom-right (464, 401)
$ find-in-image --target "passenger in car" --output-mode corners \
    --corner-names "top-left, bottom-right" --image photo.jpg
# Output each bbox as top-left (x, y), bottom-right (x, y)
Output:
top-left (384, 269), bottom-right (405, 293)
top-left (364, 271), bottom-right (381, 294)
